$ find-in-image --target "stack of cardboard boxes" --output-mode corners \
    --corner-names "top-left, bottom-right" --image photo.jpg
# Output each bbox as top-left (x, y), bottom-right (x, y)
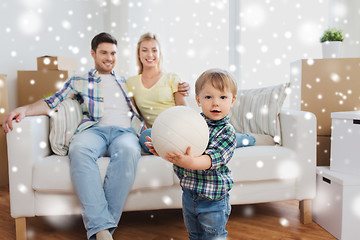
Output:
top-left (0, 74), bottom-right (9, 186)
top-left (290, 58), bottom-right (360, 166)
top-left (17, 56), bottom-right (77, 106)
top-left (312, 111), bottom-right (360, 240)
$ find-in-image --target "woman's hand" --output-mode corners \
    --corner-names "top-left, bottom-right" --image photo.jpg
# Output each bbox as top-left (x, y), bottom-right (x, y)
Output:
top-left (144, 136), bottom-right (159, 156)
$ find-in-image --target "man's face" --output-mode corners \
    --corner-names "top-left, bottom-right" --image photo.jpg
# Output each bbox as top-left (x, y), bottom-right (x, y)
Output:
top-left (91, 42), bottom-right (117, 74)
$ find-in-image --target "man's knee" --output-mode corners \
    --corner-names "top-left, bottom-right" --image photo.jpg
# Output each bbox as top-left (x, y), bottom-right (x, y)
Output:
top-left (69, 141), bottom-right (94, 158)
top-left (112, 133), bottom-right (140, 156)
top-left (115, 142), bottom-right (141, 160)
top-left (68, 141), bottom-right (104, 170)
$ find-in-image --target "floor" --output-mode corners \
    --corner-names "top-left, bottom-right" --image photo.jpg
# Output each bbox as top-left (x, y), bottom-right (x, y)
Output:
top-left (0, 185), bottom-right (337, 240)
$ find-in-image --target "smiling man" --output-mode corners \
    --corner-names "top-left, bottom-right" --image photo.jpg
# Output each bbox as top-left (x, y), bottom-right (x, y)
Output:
top-left (2, 32), bottom-right (144, 240)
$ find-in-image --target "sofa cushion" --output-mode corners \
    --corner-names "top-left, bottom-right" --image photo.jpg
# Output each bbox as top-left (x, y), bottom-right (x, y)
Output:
top-left (228, 145), bottom-right (299, 182)
top-left (49, 98), bottom-right (83, 156)
top-left (230, 83), bottom-right (290, 144)
top-left (32, 155), bottom-right (108, 192)
top-left (33, 154), bottom-right (174, 193)
top-left (252, 133), bottom-right (276, 146)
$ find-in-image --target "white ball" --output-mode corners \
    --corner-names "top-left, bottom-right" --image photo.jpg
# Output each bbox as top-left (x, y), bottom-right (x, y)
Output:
top-left (151, 106), bottom-right (209, 159)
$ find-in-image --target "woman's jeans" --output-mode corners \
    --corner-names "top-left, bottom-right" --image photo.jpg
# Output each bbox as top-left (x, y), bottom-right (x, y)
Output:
top-left (139, 129), bottom-right (256, 153)
top-left (182, 188), bottom-right (231, 240)
top-left (68, 125), bottom-right (141, 240)
top-left (235, 133), bottom-right (256, 148)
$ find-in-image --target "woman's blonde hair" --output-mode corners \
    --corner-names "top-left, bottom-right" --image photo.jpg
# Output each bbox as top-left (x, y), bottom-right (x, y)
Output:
top-left (195, 68), bottom-right (237, 96)
top-left (136, 32), bottom-right (163, 74)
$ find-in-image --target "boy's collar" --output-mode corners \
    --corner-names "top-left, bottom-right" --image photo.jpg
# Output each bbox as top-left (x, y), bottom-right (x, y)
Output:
top-left (200, 112), bottom-right (229, 126)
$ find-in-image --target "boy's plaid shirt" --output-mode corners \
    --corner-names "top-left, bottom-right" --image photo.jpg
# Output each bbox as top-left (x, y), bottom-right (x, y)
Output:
top-left (173, 113), bottom-right (236, 200)
top-left (44, 69), bottom-right (146, 137)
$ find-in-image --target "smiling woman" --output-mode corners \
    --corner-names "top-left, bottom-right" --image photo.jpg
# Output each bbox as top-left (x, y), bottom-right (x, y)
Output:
top-left (126, 32), bottom-right (188, 153)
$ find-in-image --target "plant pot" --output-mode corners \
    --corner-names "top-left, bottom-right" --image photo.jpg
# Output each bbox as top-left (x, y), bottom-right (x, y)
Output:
top-left (322, 41), bottom-right (342, 58)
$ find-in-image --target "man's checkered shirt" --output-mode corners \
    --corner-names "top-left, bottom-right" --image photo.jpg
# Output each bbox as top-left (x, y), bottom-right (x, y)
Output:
top-left (44, 69), bottom-right (145, 137)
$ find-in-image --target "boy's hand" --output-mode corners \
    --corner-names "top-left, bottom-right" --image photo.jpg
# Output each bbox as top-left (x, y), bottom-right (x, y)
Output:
top-left (165, 147), bottom-right (195, 169)
top-left (144, 136), bottom-right (159, 156)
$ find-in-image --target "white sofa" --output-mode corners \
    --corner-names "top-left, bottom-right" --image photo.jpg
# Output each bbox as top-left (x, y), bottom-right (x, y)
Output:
top-left (6, 105), bottom-right (316, 240)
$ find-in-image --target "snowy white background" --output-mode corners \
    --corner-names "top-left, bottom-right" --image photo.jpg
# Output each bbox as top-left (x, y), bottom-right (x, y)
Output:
top-left (1, 0), bottom-right (360, 110)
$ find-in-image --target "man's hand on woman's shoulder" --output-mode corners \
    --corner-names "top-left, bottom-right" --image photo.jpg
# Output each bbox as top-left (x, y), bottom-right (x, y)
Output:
top-left (178, 82), bottom-right (190, 96)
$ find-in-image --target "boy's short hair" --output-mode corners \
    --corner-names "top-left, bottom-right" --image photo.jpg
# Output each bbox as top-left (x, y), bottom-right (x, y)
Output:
top-left (91, 32), bottom-right (117, 52)
top-left (195, 68), bottom-right (237, 96)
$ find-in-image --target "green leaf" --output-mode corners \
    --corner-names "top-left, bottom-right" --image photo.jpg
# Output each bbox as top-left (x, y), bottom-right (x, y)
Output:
top-left (320, 28), bottom-right (344, 43)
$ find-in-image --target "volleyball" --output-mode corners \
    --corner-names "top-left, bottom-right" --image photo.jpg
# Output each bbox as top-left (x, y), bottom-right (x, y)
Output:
top-left (151, 106), bottom-right (209, 159)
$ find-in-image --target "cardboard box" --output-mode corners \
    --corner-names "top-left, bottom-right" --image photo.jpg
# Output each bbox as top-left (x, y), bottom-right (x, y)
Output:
top-left (330, 111), bottom-right (360, 175)
top-left (17, 70), bottom-right (74, 106)
top-left (313, 167), bottom-right (360, 240)
top-left (0, 74), bottom-right (8, 123)
top-left (290, 58), bottom-right (360, 135)
top-left (37, 56), bottom-right (78, 72)
top-left (0, 125), bottom-right (8, 186)
top-left (317, 135), bottom-right (331, 166)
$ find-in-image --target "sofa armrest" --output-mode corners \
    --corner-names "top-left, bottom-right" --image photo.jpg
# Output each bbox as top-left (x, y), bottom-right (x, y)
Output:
top-left (280, 108), bottom-right (317, 200)
top-left (6, 115), bottom-right (51, 218)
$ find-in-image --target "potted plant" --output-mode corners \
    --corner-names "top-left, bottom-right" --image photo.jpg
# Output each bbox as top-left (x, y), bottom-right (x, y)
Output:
top-left (320, 28), bottom-right (344, 58)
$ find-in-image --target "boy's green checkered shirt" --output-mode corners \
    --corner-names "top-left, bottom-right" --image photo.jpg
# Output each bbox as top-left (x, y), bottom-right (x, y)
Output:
top-left (173, 113), bottom-right (236, 200)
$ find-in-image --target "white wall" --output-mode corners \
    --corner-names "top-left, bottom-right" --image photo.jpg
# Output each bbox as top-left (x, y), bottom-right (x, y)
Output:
top-left (1, 0), bottom-right (229, 109)
top-left (2, 0), bottom-right (360, 111)
top-left (329, 0), bottom-right (360, 57)
top-left (236, 0), bottom-right (329, 90)
top-left (0, 0), bottom-right (106, 110)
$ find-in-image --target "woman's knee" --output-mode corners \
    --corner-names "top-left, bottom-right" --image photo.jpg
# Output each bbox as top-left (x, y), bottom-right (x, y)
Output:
top-left (139, 129), bottom-right (152, 153)
top-left (139, 129), bottom-right (151, 143)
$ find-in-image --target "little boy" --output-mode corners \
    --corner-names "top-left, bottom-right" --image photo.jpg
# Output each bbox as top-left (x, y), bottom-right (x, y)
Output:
top-left (146, 68), bottom-right (237, 239)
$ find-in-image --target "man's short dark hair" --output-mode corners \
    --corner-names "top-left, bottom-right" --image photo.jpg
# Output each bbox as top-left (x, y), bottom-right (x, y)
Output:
top-left (91, 32), bottom-right (117, 52)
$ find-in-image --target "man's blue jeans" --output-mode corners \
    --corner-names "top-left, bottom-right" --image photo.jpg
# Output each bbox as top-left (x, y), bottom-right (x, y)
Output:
top-left (182, 188), bottom-right (231, 240)
top-left (68, 125), bottom-right (141, 240)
